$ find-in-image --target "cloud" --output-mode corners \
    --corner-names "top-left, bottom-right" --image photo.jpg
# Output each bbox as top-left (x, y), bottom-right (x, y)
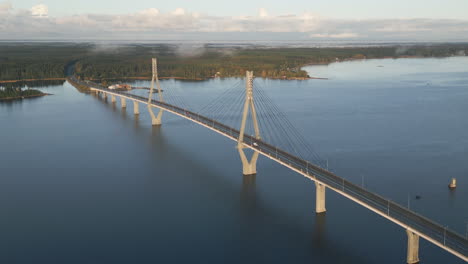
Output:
top-left (1, 5), bottom-right (468, 41)
top-left (310, 33), bottom-right (358, 39)
top-left (258, 8), bottom-right (268, 18)
top-left (31, 4), bottom-right (48, 18)
top-left (140, 8), bottom-right (160, 16)
top-left (0, 1), bottom-right (12, 14)
top-left (172, 8), bottom-right (186, 16)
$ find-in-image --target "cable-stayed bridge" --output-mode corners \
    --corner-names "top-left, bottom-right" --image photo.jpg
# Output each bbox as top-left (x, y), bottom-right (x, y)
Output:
top-left (68, 58), bottom-right (467, 263)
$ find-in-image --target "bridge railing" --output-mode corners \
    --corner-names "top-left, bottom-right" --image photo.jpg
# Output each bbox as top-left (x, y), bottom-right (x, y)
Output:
top-left (246, 135), bottom-right (467, 256)
top-left (73, 78), bottom-right (467, 258)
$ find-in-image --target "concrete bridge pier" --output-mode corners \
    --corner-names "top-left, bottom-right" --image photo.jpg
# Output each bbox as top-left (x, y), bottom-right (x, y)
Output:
top-left (406, 229), bottom-right (420, 264)
top-left (239, 150), bottom-right (259, 176)
top-left (133, 101), bottom-right (139, 115)
top-left (315, 182), bottom-right (326, 214)
top-left (121, 97), bottom-right (127, 108)
top-left (150, 111), bottom-right (162, 125)
top-left (111, 95), bottom-right (116, 103)
top-left (103, 92), bottom-right (107, 99)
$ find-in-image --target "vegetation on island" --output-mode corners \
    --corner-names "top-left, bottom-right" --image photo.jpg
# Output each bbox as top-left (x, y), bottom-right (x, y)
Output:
top-left (0, 85), bottom-right (46, 100)
top-left (1, 42), bottom-right (467, 82)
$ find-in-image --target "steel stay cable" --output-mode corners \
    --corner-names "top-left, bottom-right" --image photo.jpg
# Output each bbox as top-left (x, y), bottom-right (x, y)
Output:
top-left (254, 80), bottom-right (324, 166)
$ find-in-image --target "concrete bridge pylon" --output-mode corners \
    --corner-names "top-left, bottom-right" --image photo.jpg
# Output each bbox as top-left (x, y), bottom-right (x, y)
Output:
top-left (133, 101), bottom-right (139, 115)
top-left (315, 182), bottom-right (326, 214)
top-left (148, 58), bottom-right (164, 125)
top-left (237, 71), bottom-right (261, 176)
top-left (406, 229), bottom-right (420, 264)
top-left (121, 97), bottom-right (127, 108)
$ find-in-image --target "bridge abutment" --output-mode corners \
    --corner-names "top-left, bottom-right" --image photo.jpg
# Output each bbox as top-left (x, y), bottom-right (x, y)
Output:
top-left (406, 229), bottom-right (420, 264)
top-left (315, 182), bottom-right (326, 214)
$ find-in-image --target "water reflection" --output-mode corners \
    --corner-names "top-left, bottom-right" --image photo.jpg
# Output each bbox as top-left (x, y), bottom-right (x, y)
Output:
top-left (120, 106), bottom-right (127, 120)
top-left (133, 114), bottom-right (140, 130)
top-left (313, 213), bottom-right (327, 248)
top-left (241, 175), bottom-right (257, 214)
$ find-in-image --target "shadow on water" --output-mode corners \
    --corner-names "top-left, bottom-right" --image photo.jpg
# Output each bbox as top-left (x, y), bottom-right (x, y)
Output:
top-left (238, 173), bottom-right (373, 263)
top-left (91, 95), bottom-right (375, 264)
top-left (313, 213), bottom-right (327, 248)
top-left (134, 114), bottom-right (140, 129)
top-left (241, 175), bottom-right (257, 212)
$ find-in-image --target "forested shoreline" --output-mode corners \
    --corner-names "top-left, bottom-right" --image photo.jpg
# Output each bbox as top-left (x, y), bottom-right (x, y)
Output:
top-left (1, 43), bottom-right (467, 82)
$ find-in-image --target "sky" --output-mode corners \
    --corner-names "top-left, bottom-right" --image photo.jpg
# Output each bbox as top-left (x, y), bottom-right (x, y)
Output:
top-left (2, 0), bottom-right (468, 41)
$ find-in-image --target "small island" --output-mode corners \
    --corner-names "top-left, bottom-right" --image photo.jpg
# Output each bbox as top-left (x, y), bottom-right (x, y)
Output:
top-left (0, 86), bottom-right (48, 101)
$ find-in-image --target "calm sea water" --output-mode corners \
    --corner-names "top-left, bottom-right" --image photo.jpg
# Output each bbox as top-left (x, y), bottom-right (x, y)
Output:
top-left (1, 57), bottom-right (467, 264)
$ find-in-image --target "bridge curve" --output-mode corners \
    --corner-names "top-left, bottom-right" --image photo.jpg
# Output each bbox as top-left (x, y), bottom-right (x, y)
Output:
top-left (69, 76), bottom-right (468, 262)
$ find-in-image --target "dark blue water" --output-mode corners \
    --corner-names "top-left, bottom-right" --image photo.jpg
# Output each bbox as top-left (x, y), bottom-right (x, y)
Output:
top-left (1, 57), bottom-right (467, 263)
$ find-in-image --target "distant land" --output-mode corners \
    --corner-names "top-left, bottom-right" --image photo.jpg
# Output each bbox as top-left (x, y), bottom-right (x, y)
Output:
top-left (0, 42), bottom-right (467, 83)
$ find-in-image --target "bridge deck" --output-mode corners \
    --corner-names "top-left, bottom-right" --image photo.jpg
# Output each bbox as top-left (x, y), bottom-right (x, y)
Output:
top-left (70, 76), bottom-right (468, 262)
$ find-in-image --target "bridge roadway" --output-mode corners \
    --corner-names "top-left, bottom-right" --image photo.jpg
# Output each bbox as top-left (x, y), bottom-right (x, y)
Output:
top-left (72, 77), bottom-right (467, 262)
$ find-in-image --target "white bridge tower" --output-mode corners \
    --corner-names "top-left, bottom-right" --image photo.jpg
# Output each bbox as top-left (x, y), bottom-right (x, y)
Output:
top-left (238, 71), bottom-right (261, 176)
top-left (148, 58), bottom-right (164, 125)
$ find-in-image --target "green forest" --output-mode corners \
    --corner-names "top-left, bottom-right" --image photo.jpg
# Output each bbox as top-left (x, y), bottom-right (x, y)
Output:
top-left (1, 42), bottom-right (468, 81)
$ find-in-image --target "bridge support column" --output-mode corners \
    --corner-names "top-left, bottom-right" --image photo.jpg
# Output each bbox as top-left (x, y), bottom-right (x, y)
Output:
top-left (237, 71), bottom-right (261, 176)
top-left (239, 151), bottom-right (259, 176)
top-left (406, 230), bottom-right (420, 264)
top-left (121, 97), bottom-right (126, 108)
top-left (111, 95), bottom-right (116, 103)
top-left (315, 182), bottom-right (326, 214)
top-left (133, 101), bottom-right (139, 115)
top-left (103, 92), bottom-right (107, 99)
top-left (148, 58), bottom-right (164, 126)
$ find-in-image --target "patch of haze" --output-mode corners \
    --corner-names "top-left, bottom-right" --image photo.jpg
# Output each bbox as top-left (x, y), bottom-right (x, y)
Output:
top-left (88, 43), bottom-right (127, 54)
top-left (174, 43), bottom-right (207, 57)
top-left (395, 46), bottom-right (410, 55)
top-left (217, 48), bottom-right (237, 56)
top-left (455, 50), bottom-right (466, 56)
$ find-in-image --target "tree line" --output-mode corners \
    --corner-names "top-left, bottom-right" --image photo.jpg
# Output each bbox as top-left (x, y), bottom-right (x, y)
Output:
top-left (1, 43), bottom-right (468, 81)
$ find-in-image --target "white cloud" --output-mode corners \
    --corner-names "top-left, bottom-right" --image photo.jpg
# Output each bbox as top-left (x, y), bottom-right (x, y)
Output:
top-left (140, 8), bottom-right (160, 16)
top-left (0, 1), bottom-right (12, 14)
top-left (258, 8), bottom-right (268, 18)
top-left (172, 8), bottom-right (186, 16)
top-left (310, 33), bottom-right (358, 38)
top-left (31, 4), bottom-right (48, 18)
top-left (1, 6), bottom-right (468, 41)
